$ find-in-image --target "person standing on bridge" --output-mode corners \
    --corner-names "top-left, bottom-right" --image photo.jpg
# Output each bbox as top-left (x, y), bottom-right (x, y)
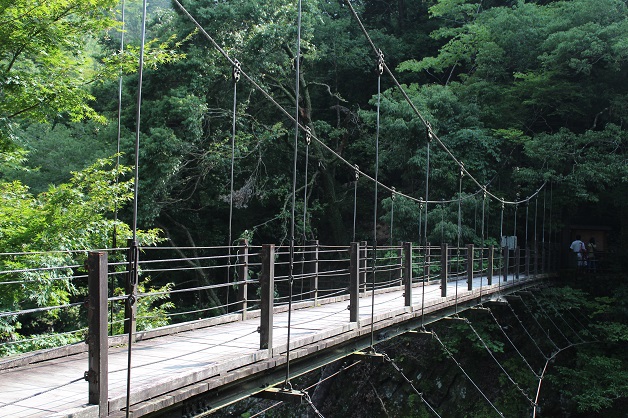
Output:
top-left (569, 235), bottom-right (586, 269)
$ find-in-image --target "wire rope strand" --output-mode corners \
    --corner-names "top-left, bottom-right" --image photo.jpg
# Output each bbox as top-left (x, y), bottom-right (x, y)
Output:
top-left (505, 300), bottom-right (548, 360)
top-left (369, 50), bottom-right (384, 351)
top-left (463, 318), bottom-right (535, 405)
top-left (455, 165), bottom-right (463, 314)
top-left (486, 307), bottom-right (539, 378)
top-left (125, 0), bottom-right (148, 415)
top-left (283, 0), bottom-right (303, 390)
top-left (431, 330), bottom-right (504, 417)
top-left (514, 295), bottom-right (560, 351)
top-left (113, 0), bottom-right (126, 249)
top-left (227, 59), bottom-right (240, 313)
top-left (421, 132), bottom-right (431, 328)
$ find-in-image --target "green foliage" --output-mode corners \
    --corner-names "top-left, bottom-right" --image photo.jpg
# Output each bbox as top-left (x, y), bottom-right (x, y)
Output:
top-left (553, 352), bottom-right (628, 413)
top-left (0, 157), bottom-right (163, 346)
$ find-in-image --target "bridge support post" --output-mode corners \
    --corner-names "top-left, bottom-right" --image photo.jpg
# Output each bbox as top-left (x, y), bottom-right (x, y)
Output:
top-left (467, 244), bottom-right (474, 291)
top-left (487, 245), bottom-right (494, 285)
top-left (403, 242), bottom-right (412, 307)
top-left (260, 244), bottom-right (275, 354)
top-left (502, 246), bottom-right (509, 283)
top-left (237, 239), bottom-right (249, 319)
top-left (440, 243), bottom-right (448, 297)
top-left (360, 241), bottom-right (367, 295)
top-left (515, 246), bottom-right (521, 281)
top-left (87, 251), bottom-right (108, 417)
top-left (349, 242), bottom-right (360, 322)
top-left (423, 243), bottom-right (431, 283)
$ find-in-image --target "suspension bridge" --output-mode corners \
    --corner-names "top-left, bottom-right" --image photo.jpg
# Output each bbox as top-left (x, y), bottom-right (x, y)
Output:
top-left (0, 0), bottom-right (585, 417)
top-left (0, 241), bottom-right (558, 417)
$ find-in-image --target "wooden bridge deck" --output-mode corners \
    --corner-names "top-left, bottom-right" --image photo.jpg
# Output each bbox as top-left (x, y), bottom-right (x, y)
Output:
top-left (0, 274), bottom-right (539, 417)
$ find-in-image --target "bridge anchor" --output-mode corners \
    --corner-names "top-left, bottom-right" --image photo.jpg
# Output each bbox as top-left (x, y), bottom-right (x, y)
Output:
top-left (253, 387), bottom-right (305, 403)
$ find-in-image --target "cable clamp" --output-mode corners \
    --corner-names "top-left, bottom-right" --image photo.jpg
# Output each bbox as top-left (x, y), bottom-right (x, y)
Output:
top-left (391, 186), bottom-right (396, 201)
top-left (232, 59), bottom-right (241, 83)
top-left (305, 126), bottom-right (311, 145)
top-left (376, 49), bottom-right (385, 75)
top-left (354, 164), bottom-right (360, 181)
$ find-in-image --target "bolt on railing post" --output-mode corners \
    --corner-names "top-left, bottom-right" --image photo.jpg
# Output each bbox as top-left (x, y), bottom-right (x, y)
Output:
top-left (87, 251), bottom-right (108, 417)
top-left (307, 240), bottom-right (319, 305)
top-left (360, 241), bottom-right (367, 295)
top-left (403, 242), bottom-right (413, 307)
top-left (467, 244), bottom-right (474, 291)
top-left (237, 239), bottom-right (249, 320)
top-left (349, 242), bottom-right (360, 323)
top-left (441, 243), bottom-right (448, 297)
top-left (487, 245), bottom-right (494, 285)
top-left (260, 244), bottom-right (275, 355)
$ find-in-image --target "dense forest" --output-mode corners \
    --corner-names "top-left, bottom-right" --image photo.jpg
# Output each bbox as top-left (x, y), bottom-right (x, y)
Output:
top-left (1, 0), bottom-right (627, 416)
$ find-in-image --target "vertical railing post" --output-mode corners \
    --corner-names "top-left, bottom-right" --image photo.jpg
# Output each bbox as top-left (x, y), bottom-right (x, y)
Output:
top-left (260, 244), bottom-right (275, 355)
top-left (441, 243), bottom-right (448, 297)
top-left (502, 246), bottom-right (509, 282)
top-left (467, 244), bottom-right (474, 291)
top-left (403, 242), bottom-right (412, 307)
top-left (360, 241), bottom-right (367, 295)
top-left (515, 246), bottom-right (521, 281)
top-left (349, 242), bottom-right (360, 322)
top-left (237, 239), bottom-right (249, 319)
top-left (307, 240), bottom-right (319, 305)
top-left (87, 251), bottom-right (108, 417)
top-left (487, 245), bottom-right (494, 285)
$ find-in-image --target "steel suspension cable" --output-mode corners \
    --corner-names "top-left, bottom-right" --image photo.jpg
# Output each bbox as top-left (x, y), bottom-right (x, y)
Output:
top-left (226, 59), bottom-right (240, 314)
top-left (432, 330), bottom-right (504, 417)
top-left (485, 307), bottom-right (539, 378)
top-left (499, 201), bottom-right (504, 290)
top-left (369, 50), bottom-right (384, 351)
top-left (113, 0), bottom-right (126, 249)
top-left (479, 192), bottom-right (486, 301)
top-left (383, 353), bottom-right (442, 417)
top-left (505, 300), bottom-right (548, 360)
top-left (514, 295), bottom-right (560, 350)
top-left (353, 165), bottom-right (359, 242)
top-left (174, 0), bottom-right (544, 211)
top-left (463, 317), bottom-right (535, 405)
top-left (455, 165), bottom-right (463, 314)
top-left (422, 128), bottom-right (431, 327)
top-left (126, 0), bottom-right (148, 415)
top-left (527, 293), bottom-right (573, 345)
top-left (284, 0), bottom-right (303, 390)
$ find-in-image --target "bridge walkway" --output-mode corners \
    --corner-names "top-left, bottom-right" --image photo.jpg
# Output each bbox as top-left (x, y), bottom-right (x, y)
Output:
top-left (0, 274), bottom-right (538, 418)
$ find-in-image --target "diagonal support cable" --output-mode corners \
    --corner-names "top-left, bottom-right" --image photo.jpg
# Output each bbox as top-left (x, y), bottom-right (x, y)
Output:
top-left (431, 330), bottom-right (504, 417)
top-left (504, 300), bottom-right (548, 360)
top-left (484, 307), bottom-right (539, 378)
top-left (382, 352), bottom-right (442, 417)
top-left (462, 318), bottom-right (535, 406)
